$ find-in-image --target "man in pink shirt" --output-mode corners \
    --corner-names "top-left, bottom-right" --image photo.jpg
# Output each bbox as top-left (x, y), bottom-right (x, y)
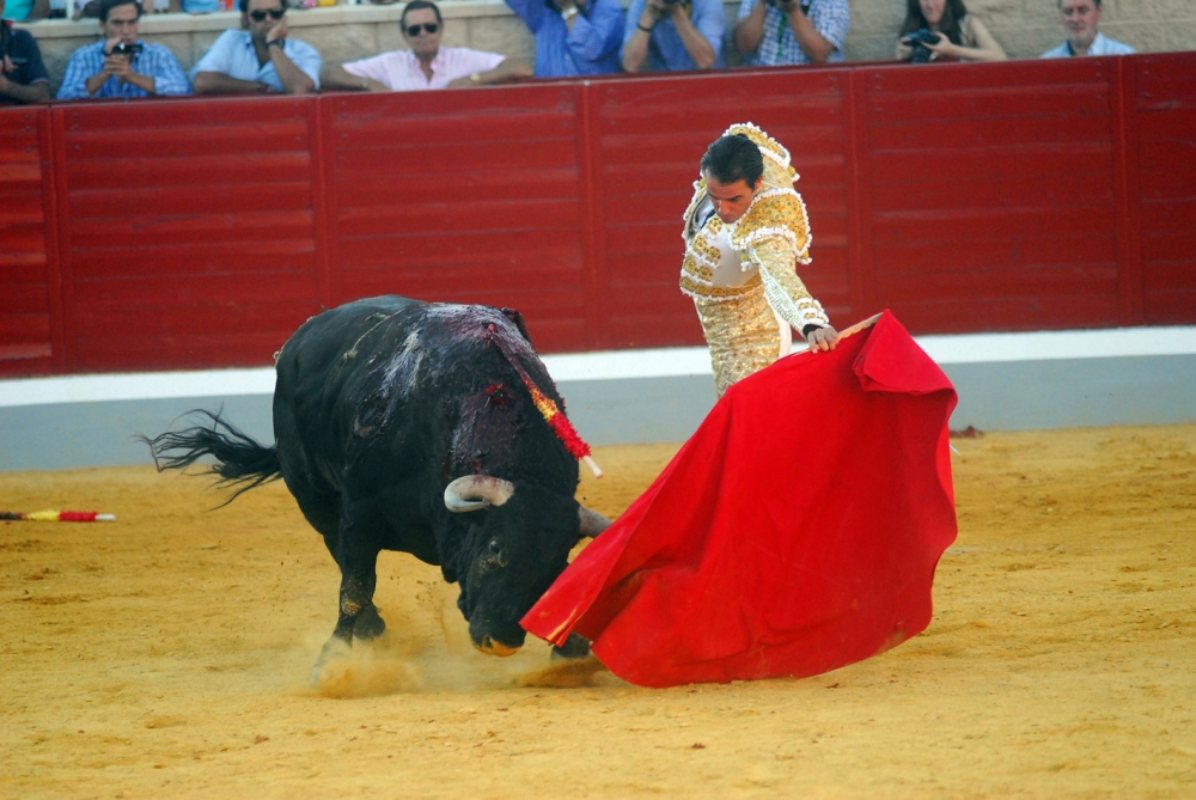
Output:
top-left (323, 0), bottom-right (532, 91)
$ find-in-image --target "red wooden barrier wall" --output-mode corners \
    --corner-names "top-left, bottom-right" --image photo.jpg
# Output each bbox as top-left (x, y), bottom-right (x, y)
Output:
top-left (1, 52), bottom-right (1193, 378)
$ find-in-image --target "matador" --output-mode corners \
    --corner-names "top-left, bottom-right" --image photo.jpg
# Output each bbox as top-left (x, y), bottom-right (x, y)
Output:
top-left (679, 122), bottom-right (838, 396)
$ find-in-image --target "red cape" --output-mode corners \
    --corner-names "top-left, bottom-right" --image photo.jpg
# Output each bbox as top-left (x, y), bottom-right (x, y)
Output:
top-left (522, 312), bottom-right (958, 687)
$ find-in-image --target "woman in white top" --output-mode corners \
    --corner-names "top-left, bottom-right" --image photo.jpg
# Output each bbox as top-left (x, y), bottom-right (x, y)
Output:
top-left (896, 0), bottom-right (1007, 63)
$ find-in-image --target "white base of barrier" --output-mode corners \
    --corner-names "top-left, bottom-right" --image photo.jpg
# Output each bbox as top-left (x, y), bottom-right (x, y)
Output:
top-left (2, 326), bottom-right (1194, 471)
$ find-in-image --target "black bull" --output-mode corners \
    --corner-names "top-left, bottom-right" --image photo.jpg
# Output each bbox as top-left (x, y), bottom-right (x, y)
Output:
top-left (143, 295), bottom-right (609, 672)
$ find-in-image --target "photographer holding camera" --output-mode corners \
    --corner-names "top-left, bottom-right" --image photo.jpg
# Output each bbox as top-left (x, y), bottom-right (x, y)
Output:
top-left (622, 0), bottom-right (724, 73)
top-left (896, 0), bottom-right (1006, 64)
top-left (57, 0), bottom-right (190, 99)
top-left (734, 0), bottom-right (848, 66)
top-left (503, 0), bottom-right (625, 78)
top-left (1, 0), bottom-right (51, 104)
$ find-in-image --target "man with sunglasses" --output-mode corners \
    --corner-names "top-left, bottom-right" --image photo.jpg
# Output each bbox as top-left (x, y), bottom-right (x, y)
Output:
top-left (191, 0), bottom-right (321, 95)
top-left (57, 0), bottom-right (190, 100)
top-left (323, 0), bottom-right (531, 92)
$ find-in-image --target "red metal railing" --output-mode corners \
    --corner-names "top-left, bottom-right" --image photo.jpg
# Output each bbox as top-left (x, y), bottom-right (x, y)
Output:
top-left (1, 52), bottom-right (1193, 377)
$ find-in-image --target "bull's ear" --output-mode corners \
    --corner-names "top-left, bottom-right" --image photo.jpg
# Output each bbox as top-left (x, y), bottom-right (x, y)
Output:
top-left (499, 307), bottom-right (533, 346)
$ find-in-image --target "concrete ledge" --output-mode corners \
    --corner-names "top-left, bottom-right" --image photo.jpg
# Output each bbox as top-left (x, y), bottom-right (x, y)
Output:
top-left (2, 326), bottom-right (1194, 471)
top-left (16, 0), bottom-right (1188, 95)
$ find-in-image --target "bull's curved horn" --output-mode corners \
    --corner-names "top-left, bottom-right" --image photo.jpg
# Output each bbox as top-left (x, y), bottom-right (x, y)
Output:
top-left (444, 475), bottom-right (516, 513)
top-left (578, 506), bottom-right (612, 538)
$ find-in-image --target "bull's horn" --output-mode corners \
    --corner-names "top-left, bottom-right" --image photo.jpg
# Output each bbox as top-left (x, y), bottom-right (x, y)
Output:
top-left (578, 506), bottom-right (612, 538)
top-left (444, 475), bottom-right (516, 513)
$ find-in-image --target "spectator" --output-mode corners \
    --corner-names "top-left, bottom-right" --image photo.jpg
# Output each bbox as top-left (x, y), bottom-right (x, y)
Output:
top-left (192, 0), bottom-right (321, 95)
top-left (57, 0), bottom-right (190, 99)
top-left (72, 0), bottom-right (99, 18)
top-left (180, 0), bottom-right (219, 13)
top-left (1, 1), bottom-right (50, 104)
top-left (680, 123), bottom-right (838, 397)
top-left (622, 0), bottom-right (724, 73)
top-left (503, 0), bottom-right (624, 77)
top-left (73, 0), bottom-right (274, 19)
top-left (896, 0), bottom-right (1006, 63)
top-left (734, 0), bottom-right (849, 66)
top-left (2, 0), bottom-right (48, 22)
top-left (322, 0), bottom-right (532, 91)
top-left (1042, 0), bottom-right (1133, 58)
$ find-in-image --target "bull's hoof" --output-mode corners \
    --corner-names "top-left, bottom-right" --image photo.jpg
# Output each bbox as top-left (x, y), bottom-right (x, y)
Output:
top-left (352, 604), bottom-right (386, 639)
top-left (551, 632), bottom-right (591, 660)
top-left (476, 635), bottom-right (521, 657)
top-left (311, 636), bottom-right (352, 686)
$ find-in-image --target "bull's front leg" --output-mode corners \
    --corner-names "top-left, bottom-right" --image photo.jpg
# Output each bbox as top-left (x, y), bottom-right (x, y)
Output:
top-left (551, 632), bottom-right (592, 660)
top-left (312, 530), bottom-right (387, 682)
top-left (334, 571), bottom-right (386, 641)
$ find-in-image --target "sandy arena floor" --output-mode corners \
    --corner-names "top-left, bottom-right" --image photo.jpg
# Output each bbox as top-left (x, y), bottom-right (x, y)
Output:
top-left (1, 423), bottom-right (1194, 798)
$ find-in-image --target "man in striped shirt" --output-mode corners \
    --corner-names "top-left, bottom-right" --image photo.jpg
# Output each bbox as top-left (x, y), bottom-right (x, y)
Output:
top-left (733, 0), bottom-right (850, 66)
top-left (56, 0), bottom-right (189, 100)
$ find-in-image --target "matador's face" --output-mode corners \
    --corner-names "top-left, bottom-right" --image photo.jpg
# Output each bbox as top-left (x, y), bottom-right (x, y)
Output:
top-left (704, 172), bottom-right (762, 225)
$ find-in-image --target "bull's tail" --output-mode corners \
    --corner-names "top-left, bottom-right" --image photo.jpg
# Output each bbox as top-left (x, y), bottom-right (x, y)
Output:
top-left (140, 409), bottom-right (281, 504)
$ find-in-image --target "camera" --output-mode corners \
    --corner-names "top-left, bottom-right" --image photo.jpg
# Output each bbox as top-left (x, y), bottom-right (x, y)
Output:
top-left (905, 28), bottom-right (941, 64)
top-left (111, 42), bottom-right (143, 58)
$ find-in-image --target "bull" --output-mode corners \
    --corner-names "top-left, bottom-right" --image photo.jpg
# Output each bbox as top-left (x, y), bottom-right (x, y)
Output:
top-left (143, 295), bottom-right (608, 675)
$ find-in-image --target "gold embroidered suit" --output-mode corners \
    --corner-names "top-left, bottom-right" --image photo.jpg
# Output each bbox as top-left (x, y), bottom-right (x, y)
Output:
top-left (680, 123), bottom-right (830, 397)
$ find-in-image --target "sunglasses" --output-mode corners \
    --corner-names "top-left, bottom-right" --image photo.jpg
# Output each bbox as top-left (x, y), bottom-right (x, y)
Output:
top-left (248, 8), bottom-right (285, 21)
top-left (405, 22), bottom-right (439, 36)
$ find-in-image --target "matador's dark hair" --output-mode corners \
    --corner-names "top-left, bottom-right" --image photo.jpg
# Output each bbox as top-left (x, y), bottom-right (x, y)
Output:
top-left (700, 134), bottom-right (764, 187)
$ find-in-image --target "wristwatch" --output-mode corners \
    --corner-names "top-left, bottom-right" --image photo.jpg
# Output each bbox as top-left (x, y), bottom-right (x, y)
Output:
top-left (267, 39), bottom-right (284, 49)
top-left (561, 5), bottom-right (579, 19)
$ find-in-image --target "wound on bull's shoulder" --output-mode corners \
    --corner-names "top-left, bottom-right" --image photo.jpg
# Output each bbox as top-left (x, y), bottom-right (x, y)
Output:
top-left (486, 383), bottom-right (510, 406)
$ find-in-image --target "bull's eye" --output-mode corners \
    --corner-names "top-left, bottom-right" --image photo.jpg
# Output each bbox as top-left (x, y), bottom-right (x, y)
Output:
top-left (482, 538), bottom-right (506, 569)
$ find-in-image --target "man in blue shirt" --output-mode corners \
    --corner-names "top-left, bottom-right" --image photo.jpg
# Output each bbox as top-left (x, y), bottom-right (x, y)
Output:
top-left (734, 0), bottom-right (850, 66)
top-left (1041, 0), bottom-right (1134, 58)
top-left (1, 1), bottom-right (50, 104)
top-left (503, 0), bottom-right (624, 78)
top-left (1, 0), bottom-right (42, 22)
top-left (192, 0), bottom-right (321, 95)
top-left (56, 0), bottom-right (190, 100)
top-left (623, 0), bottom-right (724, 73)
